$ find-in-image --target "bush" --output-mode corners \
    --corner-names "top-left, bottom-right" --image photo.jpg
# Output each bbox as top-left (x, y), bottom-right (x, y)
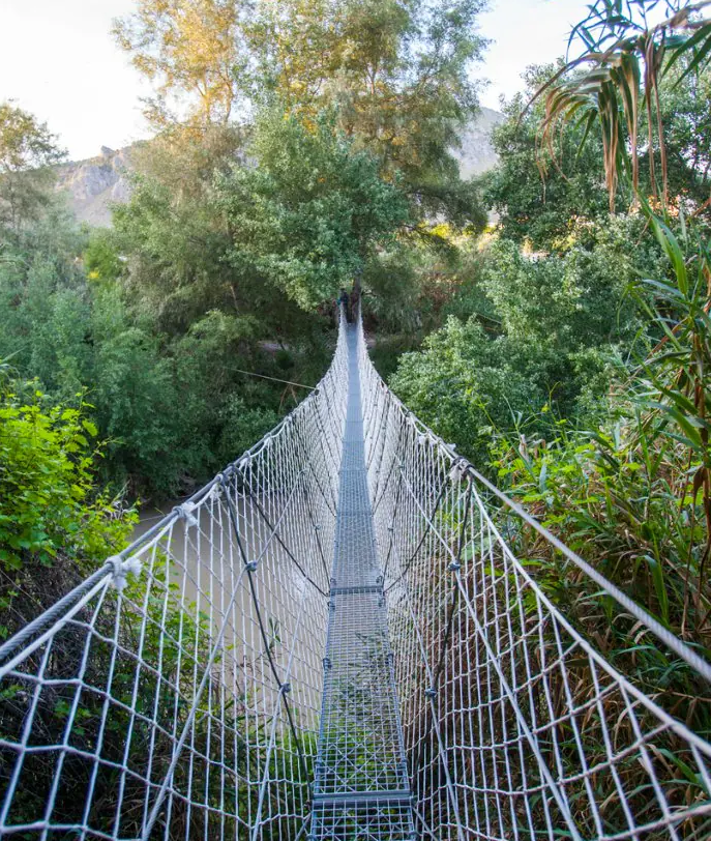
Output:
top-left (0, 375), bottom-right (135, 639)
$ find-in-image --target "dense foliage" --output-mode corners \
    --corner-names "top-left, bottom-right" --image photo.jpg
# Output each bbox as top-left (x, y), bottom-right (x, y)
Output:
top-left (388, 7), bottom-right (711, 718)
top-left (0, 0), bottom-right (487, 506)
top-left (0, 369), bottom-right (135, 642)
top-left (2, 0), bottom-right (711, 737)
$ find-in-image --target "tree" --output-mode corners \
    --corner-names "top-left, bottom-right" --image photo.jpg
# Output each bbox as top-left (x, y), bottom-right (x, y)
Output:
top-left (537, 0), bottom-right (711, 210)
top-left (113, 0), bottom-right (250, 129)
top-left (214, 111), bottom-right (410, 309)
top-left (115, 0), bottom-right (487, 227)
top-left (0, 102), bottom-right (65, 228)
top-left (484, 65), bottom-right (612, 249)
top-left (253, 0), bottom-right (487, 223)
top-left (655, 62), bottom-right (711, 208)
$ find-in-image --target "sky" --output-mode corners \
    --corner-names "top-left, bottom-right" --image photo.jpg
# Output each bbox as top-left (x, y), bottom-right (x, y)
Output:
top-left (0, 0), bottom-right (591, 161)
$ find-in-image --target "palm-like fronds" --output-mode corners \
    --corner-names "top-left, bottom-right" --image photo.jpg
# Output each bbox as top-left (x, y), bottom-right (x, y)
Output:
top-left (532, 1), bottom-right (711, 211)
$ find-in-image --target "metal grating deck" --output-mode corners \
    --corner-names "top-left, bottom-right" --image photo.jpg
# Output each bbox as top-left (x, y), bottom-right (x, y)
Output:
top-left (310, 325), bottom-right (415, 840)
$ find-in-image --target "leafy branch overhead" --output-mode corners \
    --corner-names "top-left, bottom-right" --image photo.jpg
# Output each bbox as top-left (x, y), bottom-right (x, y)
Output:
top-left (533, 0), bottom-right (711, 210)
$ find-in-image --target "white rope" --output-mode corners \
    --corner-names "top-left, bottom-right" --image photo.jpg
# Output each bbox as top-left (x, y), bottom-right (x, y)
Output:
top-left (0, 313), bottom-right (349, 841)
top-left (357, 309), bottom-right (711, 841)
top-left (1, 303), bottom-right (711, 841)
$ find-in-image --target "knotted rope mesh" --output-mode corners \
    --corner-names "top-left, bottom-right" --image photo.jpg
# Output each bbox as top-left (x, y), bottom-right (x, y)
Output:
top-left (0, 321), bottom-right (349, 840)
top-left (358, 317), bottom-right (711, 840)
top-left (1, 308), bottom-right (710, 841)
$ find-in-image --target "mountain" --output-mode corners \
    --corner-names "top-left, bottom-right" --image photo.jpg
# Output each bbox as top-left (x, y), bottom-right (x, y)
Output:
top-left (55, 108), bottom-right (503, 227)
top-left (55, 146), bottom-right (134, 227)
top-left (452, 106), bottom-right (505, 179)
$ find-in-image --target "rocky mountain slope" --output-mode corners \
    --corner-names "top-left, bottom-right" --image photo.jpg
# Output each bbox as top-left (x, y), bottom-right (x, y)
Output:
top-left (56, 108), bottom-right (503, 227)
top-left (55, 146), bottom-right (134, 227)
top-left (453, 106), bottom-right (505, 178)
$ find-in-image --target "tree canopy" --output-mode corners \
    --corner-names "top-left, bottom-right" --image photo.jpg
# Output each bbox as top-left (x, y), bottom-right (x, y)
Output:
top-left (0, 102), bottom-right (65, 228)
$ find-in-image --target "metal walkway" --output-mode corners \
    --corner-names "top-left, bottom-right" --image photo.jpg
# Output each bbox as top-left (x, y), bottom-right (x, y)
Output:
top-left (310, 324), bottom-right (415, 840)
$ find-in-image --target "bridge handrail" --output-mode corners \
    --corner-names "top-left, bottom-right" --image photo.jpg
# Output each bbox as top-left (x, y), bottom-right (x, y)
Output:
top-left (355, 312), bottom-right (711, 686)
top-left (356, 306), bottom-right (711, 839)
top-left (0, 310), bottom-right (348, 673)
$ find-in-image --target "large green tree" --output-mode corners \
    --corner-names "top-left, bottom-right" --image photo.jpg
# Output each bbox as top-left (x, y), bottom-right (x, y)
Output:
top-left (113, 0), bottom-right (250, 129)
top-left (0, 102), bottom-right (65, 229)
top-left (115, 0), bottom-right (487, 227)
top-left (215, 111), bottom-right (409, 308)
top-left (252, 0), bottom-right (487, 217)
top-left (484, 65), bottom-right (612, 250)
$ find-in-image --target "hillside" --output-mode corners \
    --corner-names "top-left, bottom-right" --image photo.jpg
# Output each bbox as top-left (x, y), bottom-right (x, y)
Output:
top-left (55, 108), bottom-right (503, 227)
top-left (55, 145), bottom-right (134, 227)
top-left (453, 106), bottom-right (505, 178)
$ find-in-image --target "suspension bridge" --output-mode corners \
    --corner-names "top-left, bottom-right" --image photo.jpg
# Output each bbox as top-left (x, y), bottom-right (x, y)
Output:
top-left (1, 309), bottom-right (711, 840)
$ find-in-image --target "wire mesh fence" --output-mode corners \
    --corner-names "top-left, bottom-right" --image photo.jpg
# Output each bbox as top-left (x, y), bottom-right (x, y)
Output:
top-left (0, 321), bottom-right (349, 840)
top-left (358, 314), bottom-right (711, 841)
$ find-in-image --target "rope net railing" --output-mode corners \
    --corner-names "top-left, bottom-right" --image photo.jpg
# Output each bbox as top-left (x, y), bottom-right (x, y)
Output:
top-left (2, 305), bottom-right (711, 841)
top-left (356, 314), bottom-right (711, 841)
top-left (0, 320), bottom-right (349, 840)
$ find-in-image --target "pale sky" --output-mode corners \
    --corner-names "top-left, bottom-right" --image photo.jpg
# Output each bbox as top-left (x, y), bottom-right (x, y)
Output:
top-left (0, 0), bottom-right (591, 161)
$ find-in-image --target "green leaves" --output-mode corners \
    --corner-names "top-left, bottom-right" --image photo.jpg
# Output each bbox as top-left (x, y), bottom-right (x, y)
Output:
top-left (0, 101), bottom-right (66, 228)
top-left (0, 384), bottom-right (136, 576)
top-left (538, 1), bottom-right (711, 213)
top-left (216, 111), bottom-right (409, 310)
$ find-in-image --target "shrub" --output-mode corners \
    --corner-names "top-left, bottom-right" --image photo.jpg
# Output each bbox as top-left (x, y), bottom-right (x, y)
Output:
top-left (0, 376), bottom-right (135, 639)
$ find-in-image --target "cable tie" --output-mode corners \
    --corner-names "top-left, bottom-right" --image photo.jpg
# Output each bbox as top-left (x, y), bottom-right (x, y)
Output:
top-left (424, 687), bottom-right (437, 699)
top-left (246, 560), bottom-right (258, 573)
top-left (448, 561), bottom-right (462, 572)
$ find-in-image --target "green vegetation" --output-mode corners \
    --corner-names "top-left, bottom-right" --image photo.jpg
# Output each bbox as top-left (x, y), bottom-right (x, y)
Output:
top-left (2, 0), bottom-right (711, 758)
top-left (389, 0), bottom-right (711, 720)
top-left (1, 0), bottom-right (486, 507)
top-left (3, 1), bottom-right (711, 837)
top-left (0, 367), bottom-right (135, 642)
